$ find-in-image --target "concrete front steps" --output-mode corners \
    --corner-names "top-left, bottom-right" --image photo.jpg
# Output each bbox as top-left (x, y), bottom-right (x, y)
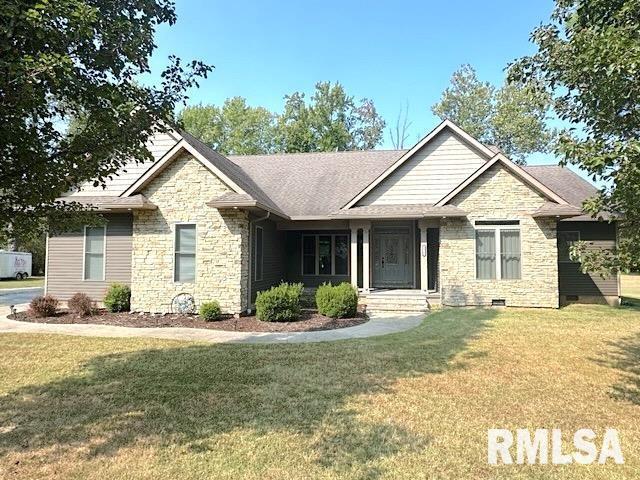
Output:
top-left (359, 289), bottom-right (440, 314)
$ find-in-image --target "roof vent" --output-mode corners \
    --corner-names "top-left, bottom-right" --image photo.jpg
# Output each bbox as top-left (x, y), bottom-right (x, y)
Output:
top-left (491, 299), bottom-right (506, 307)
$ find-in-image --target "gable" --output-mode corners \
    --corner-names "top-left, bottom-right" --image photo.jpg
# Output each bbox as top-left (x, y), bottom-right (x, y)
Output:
top-left (70, 131), bottom-right (180, 197)
top-left (450, 163), bottom-right (547, 214)
top-left (356, 129), bottom-right (487, 206)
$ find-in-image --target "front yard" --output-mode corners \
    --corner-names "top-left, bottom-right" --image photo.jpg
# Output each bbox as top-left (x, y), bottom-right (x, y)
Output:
top-left (0, 277), bottom-right (44, 289)
top-left (0, 304), bottom-right (639, 479)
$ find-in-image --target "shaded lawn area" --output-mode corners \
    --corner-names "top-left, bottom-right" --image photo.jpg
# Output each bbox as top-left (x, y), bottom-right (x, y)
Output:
top-left (0, 305), bottom-right (639, 479)
top-left (0, 277), bottom-right (44, 289)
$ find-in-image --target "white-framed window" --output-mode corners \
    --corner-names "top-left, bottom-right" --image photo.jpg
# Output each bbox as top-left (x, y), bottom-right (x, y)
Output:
top-left (174, 223), bottom-right (196, 283)
top-left (301, 234), bottom-right (349, 276)
top-left (558, 231), bottom-right (580, 263)
top-left (254, 226), bottom-right (264, 281)
top-left (475, 221), bottom-right (521, 280)
top-left (83, 225), bottom-right (106, 281)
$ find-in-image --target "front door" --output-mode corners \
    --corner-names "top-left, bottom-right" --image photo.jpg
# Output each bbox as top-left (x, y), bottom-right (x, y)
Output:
top-left (372, 227), bottom-right (413, 287)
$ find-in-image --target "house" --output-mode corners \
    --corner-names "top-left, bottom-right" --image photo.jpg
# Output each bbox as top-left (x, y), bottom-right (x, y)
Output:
top-left (44, 120), bottom-right (620, 314)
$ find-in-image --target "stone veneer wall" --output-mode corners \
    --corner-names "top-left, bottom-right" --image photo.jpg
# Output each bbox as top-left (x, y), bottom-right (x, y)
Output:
top-left (440, 164), bottom-right (559, 308)
top-left (131, 154), bottom-right (249, 313)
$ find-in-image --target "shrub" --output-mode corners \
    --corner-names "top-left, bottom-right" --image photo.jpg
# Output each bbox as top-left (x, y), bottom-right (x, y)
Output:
top-left (255, 282), bottom-right (304, 322)
top-left (199, 301), bottom-right (222, 321)
top-left (103, 283), bottom-right (131, 312)
top-left (316, 282), bottom-right (358, 318)
top-left (29, 295), bottom-right (59, 318)
top-left (68, 293), bottom-right (96, 317)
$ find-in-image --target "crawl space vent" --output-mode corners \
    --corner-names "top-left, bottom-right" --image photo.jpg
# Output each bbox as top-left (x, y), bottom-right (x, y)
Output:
top-left (491, 299), bottom-right (506, 307)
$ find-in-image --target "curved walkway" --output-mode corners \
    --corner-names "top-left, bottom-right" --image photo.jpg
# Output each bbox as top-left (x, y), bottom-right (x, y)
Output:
top-left (0, 306), bottom-right (423, 344)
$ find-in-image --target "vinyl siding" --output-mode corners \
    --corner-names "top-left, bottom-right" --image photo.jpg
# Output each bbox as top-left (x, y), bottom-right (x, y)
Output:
top-left (251, 219), bottom-right (285, 302)
top-left (284, 230), bottom-right (350, 288)
top-left (70, 131), bottom-right (179, 197)
top-left (357, 130), bottom-right (486, 206)
top-left (46, 213), bottom-right (133, 301)
top-left (558, 221), bottom-right (618, 297)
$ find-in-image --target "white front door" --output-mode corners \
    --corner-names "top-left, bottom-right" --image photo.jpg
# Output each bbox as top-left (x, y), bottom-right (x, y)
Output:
top-left (372, 229), bottom-right (413, 287)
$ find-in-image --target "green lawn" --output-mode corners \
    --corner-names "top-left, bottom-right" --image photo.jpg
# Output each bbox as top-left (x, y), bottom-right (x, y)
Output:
top-left (622, 274), bottom-right (640, 302)
top-left (0, 277), bottom-right (44, 289)
top-left (1, 305), bottom-right (639, 479)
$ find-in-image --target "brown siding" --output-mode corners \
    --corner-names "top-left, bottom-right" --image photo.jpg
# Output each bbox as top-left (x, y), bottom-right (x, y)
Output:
top-left (284, 230), bottom-right (350, 288)
top-left (251, 219), bottom-right (285, 301)
top-left (558, 221), bottom-right (618, 297)
top-left (46, 213), bottom-right (132, 301)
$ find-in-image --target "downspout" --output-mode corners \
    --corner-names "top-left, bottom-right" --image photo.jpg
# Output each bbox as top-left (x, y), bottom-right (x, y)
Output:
top-left (247, 211), bottom-right (270, 314)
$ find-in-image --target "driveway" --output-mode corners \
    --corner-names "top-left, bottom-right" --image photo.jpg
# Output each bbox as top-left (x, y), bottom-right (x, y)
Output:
top-left (0, 287), bottom-right (43, 306)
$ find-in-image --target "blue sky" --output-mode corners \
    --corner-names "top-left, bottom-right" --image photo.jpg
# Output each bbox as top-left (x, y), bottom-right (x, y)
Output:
top-left (148, 0), bottom-right (559, 164)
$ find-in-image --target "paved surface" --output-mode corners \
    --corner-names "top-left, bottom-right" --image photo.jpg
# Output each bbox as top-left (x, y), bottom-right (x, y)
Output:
top-left (0, 305), bottom-right (423, 344)
top-left (0, 288), bottom-right (43, 306)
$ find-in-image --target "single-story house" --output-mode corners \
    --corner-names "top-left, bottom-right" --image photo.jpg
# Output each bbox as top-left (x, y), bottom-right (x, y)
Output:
top-left (45, 120), bottom-right (620, 313)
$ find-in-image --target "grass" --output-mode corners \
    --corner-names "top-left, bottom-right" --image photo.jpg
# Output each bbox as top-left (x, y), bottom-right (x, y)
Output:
top-left (0, 305), bottom-right (639, 479)
top-left (0, 277), bottom-right (44, 289)
top-left (621, 273), bottom-right (640, 303)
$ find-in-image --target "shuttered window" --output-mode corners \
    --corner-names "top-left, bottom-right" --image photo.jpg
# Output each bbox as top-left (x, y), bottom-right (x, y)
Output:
top-left (174, 224), bottom-right (196, 283)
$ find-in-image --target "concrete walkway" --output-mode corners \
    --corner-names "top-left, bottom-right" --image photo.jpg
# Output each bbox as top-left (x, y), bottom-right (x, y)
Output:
top-left (0, 305), bottom-right (423, 344)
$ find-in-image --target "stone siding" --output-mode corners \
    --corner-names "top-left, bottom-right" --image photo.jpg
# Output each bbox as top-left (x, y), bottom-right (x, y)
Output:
top-left (440, 164), bottom-right (559, 308)
top-left (131, 154), bottom-right (248, 313)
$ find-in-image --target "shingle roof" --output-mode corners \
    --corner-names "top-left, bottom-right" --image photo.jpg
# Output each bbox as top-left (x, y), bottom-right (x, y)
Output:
top-left (60, 194), bottom-right (156, 211)
top-left (329, 204), bottom-right (467, 219)
top-left (523, 165), bottom-right (598, 206)
top-left (227, 149), bottom-right (406, 217)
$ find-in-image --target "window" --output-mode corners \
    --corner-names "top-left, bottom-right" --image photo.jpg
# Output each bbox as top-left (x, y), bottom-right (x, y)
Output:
top-left (475, 222), bottom-right (521, 280)
top-left (558, 231), bottom-right (580, 262)
top-left (84, 226), bottom-right (105, 280)
top-left (254, 226), bottom-right (263, 281)
top-left (301, 234), bottom-right (350, 276)
top-left (174, 224), bottom-right (196, 283)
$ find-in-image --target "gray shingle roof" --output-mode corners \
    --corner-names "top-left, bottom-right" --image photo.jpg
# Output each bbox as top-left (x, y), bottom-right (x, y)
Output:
top-left (329, 204), bottom-right (467, 219)
top-left (523, 165), bottom-right (598, 206)
top-left (227, 150), bottom-right (406, 217)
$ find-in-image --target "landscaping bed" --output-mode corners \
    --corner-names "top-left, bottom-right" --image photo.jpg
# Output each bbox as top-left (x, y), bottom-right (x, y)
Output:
top-left (8, 309), bottom-right (368, 332)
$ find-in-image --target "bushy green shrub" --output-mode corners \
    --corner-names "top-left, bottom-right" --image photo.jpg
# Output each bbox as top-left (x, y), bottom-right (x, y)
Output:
top-left (316, 282), bottom-right (358, 318)
top-left (68, 293), bottom-right (96, 317)
top-left (255, 282), bottom-right (304, 322)
top-left (29, 295), bottom-right (59, 318)
top-left (199, 301), bottom-right (221, 321)
top-left (103, 283), bottom-right (131, 312)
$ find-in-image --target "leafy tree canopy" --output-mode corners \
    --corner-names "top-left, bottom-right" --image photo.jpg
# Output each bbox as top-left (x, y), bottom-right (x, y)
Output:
top-left (0, 0), bottom-right (211, 241)
top-left (178, 98), bottom-right (276, 155)
top-left (432, 64), bottom-right (554, 164)
top-left (181, 82), bottom-right (386, 154)
top-left (510, 0), bottom-right (640, 273)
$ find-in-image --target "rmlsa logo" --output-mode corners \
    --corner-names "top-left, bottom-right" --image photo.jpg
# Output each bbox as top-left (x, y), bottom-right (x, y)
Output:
top-left (488, 429), bottom-right (624, 465)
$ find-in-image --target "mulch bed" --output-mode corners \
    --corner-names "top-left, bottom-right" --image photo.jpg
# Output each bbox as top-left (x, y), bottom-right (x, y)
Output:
top-left (8, 309), bottom-right (368, 332)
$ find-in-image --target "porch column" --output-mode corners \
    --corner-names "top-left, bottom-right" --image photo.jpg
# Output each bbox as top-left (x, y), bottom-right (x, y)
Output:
top-left (418, 219), bottom-right (429, 292)
top-left (350, 226), bottom-right (359, 288)
top-left (362, 224), bottom-right (370, 292)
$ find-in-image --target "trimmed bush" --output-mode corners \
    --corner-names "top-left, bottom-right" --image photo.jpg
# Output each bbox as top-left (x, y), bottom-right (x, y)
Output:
top-left (199, 301), bottom-right (222, 321)
top-left (29, 295), bottom-right (59, 318)
top-left (68, 293), bottom-right (96, 317)
top-left (316, 282), bottom-right (358, 318)
top-left (255, 282), bottom-right (304, 322)
top-left (104, 283), bottom-right (131, 312)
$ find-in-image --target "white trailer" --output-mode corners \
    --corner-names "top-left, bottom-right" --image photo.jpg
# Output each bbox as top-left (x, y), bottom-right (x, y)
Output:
top-left (0, 251), bottom-right (32, 280)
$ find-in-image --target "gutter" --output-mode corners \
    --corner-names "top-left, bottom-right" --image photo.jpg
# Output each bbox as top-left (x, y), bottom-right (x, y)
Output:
top-left (247, 211), bottom-right (270, 314)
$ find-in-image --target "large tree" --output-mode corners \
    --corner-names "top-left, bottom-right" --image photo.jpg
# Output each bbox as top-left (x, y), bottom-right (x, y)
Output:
top-left (179, 98), bottom-right (276, 155)
top-left (432, 64), bottom-right (554, 164)
top-left (0, 0), bottom-right (211, 241)
top-left (510, 0), bottom-right (640, 274)
top-left (277, 81), bottom-right (386, 153)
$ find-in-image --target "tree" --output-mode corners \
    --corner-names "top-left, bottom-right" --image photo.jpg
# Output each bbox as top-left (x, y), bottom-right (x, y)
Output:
top-left (390, 101), bottom-right (413, 149)
top-left (0, 0), bottom-right (211, 242)
top-left (277, 81), bottom-right (386, 153)
top-left (178, 98), bottom-right (276, 155)
top-left (510, 0), bottom-right (640, 274)
top-left (432, 64), bottom-right (554, 164)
